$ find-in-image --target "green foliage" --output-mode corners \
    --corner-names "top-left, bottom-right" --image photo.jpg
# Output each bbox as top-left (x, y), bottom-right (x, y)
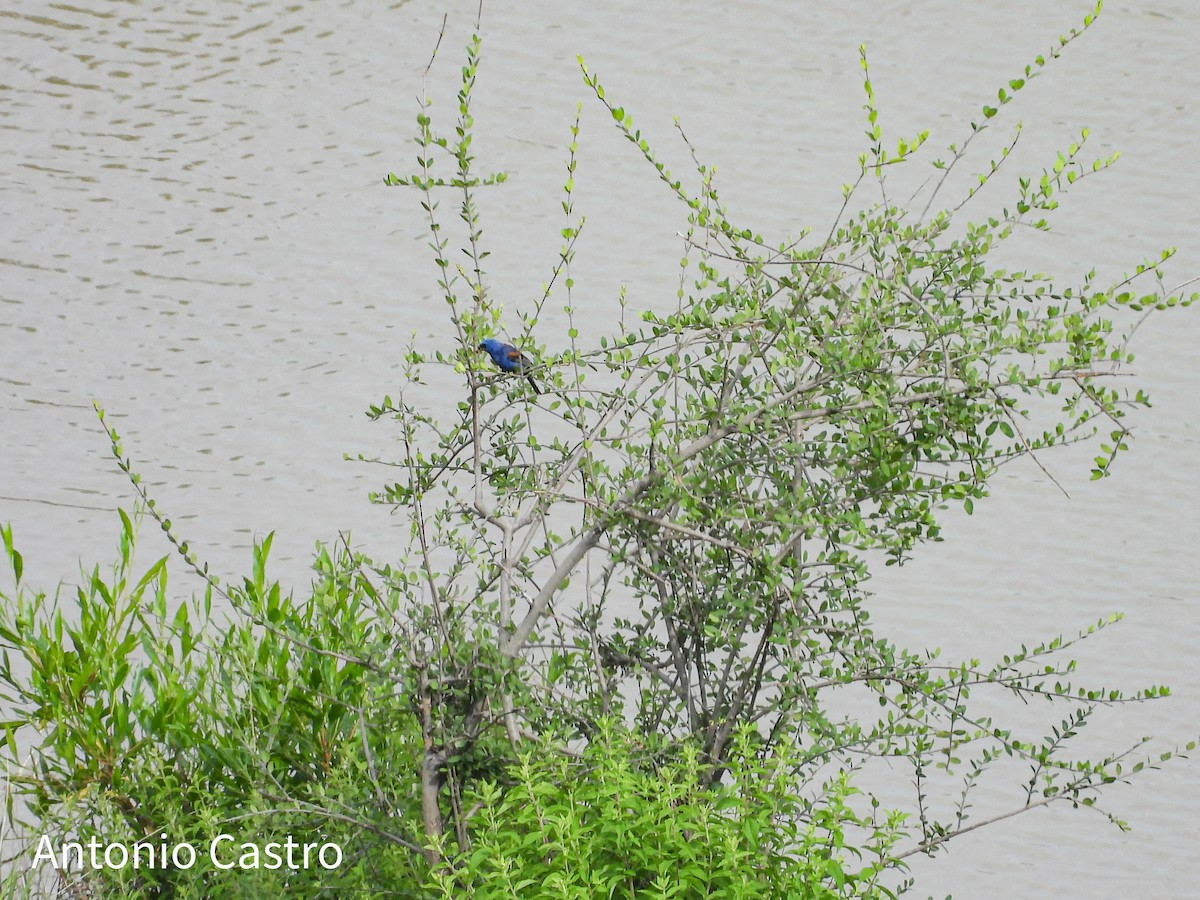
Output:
top-left (428, 723), bottom-right (904, 899)
top-left (0, 517), bottom-right (430, 897)
top-left (373, 0), bottom-right (1194, 888)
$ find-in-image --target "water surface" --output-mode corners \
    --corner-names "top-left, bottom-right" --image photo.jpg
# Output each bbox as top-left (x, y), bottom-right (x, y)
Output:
top-left (2, 1), bottom-right (1197, 896)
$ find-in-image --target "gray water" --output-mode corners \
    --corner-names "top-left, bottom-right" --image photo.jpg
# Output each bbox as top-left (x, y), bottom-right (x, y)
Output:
top-left (3, 1), bottom-right (1198, 897)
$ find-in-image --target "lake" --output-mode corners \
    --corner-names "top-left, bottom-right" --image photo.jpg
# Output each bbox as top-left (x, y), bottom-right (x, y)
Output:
top-left (3, 1), bottom-right (1197, 896)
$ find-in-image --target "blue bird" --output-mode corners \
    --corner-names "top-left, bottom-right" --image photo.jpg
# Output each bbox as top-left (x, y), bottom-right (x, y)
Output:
top-left (478, 338), bottom-right (540, 394)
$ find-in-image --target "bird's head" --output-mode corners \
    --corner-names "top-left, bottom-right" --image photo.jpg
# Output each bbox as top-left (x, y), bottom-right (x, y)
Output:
top-left (478, 338), bottom-right (499, 353)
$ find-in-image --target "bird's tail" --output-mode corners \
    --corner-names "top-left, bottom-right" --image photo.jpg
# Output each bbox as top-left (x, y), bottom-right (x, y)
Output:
top-left (526, 375), bottom-right (541, 395)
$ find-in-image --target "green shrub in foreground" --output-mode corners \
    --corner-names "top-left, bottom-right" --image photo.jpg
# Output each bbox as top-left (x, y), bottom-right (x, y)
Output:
top-left (429, 722), bottom-right (903, 899)
top-left (0, 518), bottom-right (900, 897)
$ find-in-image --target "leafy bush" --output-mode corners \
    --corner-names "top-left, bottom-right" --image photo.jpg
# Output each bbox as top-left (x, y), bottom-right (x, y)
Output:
top-left (429, 724), bottom-right (902, 899)
top-left (0, 517), bottom-right (428, 897)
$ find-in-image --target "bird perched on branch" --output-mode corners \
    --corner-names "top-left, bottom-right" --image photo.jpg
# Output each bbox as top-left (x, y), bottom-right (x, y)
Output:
top-left (477, 338), bottom-right (540, 394)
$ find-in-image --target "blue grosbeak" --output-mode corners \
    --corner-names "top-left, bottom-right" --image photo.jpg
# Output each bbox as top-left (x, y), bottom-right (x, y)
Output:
top-left (478, 338), bottom-right (540, 394)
